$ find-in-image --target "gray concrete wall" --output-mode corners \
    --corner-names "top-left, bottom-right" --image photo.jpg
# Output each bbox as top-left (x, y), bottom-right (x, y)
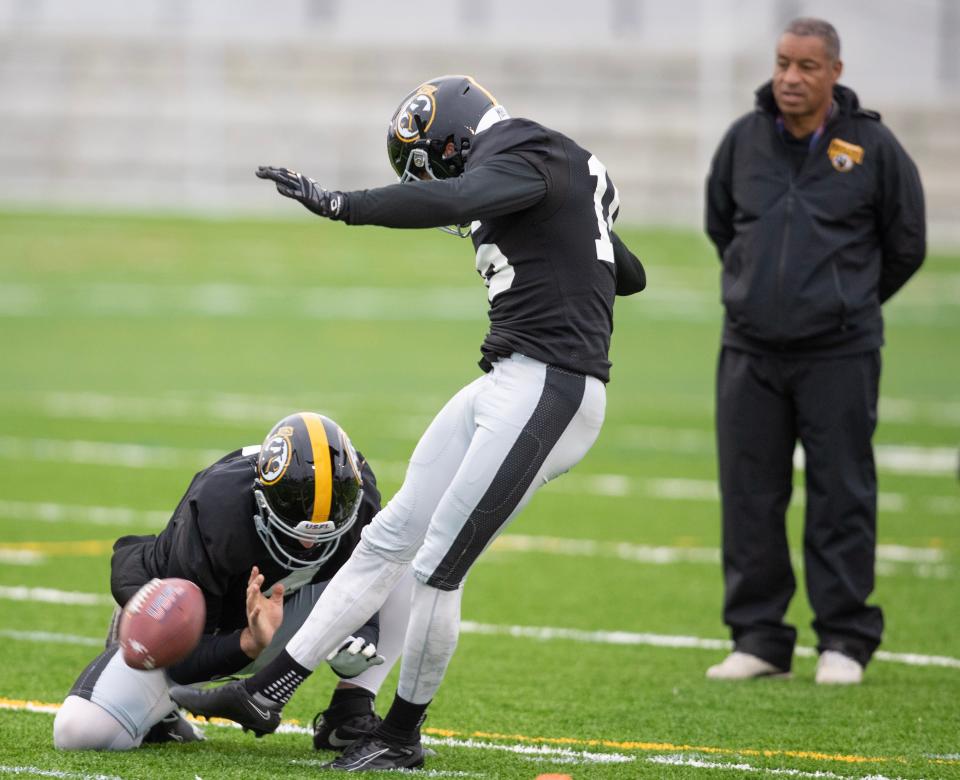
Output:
top-left (0, 0), bottom-right (957, 245)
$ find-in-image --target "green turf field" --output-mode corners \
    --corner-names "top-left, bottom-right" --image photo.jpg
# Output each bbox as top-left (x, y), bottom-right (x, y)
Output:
top-left (0, 211), bottom-right (958, 779)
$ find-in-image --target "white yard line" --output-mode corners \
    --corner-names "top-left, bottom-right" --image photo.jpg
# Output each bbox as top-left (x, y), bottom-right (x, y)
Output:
top-left (0, 766), bottom-right (123, 780)
top-left (0, 503), bottom-right (949, 578)
top-left (0, 630), bottom-right (102, 647)
top-left (646, 754), bottom-right (921, 780)
top-left (4, 604), bottom-right (958, 670)
top-left (0, 437), bottom-right (220, 470)
top-left (10, 389), bottom-right (959, 430)
top-left (0, 550), bottom-right (44, 565)
top-left (293, 762), bottom-right (486, 778)
top-left (0, 500), bottom-right (168, 527)
top-left (421, 736), bottom-right (633, 764)
top-left (491, 535), bottom-right (946, 568)
top-left (0, 501), bottom-right (949, 578)
top-left (3, 435), bottom-right (956, 514)
top-left (0, 586), bottom-right (114, 606)
top-left (5, 390), bottom-right (958, 471)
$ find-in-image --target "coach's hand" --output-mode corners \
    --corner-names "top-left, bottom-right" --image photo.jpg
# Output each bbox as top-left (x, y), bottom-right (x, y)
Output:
top-left (325, 636), bottom-right (385, 678)
top-left (256, 166), bottom-right (348, 220)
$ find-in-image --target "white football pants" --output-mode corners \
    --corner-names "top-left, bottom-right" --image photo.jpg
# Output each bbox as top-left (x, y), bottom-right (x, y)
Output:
top-left (287, 353), bottom-right (605, 703)
top-left (53, 570), bottom-right (413, 750)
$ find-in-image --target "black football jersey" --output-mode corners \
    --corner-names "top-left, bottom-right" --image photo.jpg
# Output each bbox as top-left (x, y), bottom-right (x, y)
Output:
top-left (345, 118), bottom-right (640, 383)
top-left (465, 119), bottom-right (620, 381)
top-left (109, 448), bottom-right (381, 682)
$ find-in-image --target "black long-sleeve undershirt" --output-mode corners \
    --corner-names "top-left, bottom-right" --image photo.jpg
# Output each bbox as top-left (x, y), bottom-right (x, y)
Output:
top-left (345, 154), bottom-right (547, 229)
top-left (343, 150), bottom-right (645, 296)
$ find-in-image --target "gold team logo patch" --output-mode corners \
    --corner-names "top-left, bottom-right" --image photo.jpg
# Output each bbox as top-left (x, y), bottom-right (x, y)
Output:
top-left (828, 138), bottom-right (864, 173)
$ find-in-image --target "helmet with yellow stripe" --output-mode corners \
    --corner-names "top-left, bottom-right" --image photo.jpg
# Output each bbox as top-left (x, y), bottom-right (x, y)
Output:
top-left (253, 412), bottom-right (363, 571)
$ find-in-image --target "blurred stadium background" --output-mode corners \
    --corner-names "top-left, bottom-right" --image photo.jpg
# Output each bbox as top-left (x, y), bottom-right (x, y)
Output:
top-left (1, 2), bottom-right (959, 778)
top-left (1, 0), bottom-right (959, 243)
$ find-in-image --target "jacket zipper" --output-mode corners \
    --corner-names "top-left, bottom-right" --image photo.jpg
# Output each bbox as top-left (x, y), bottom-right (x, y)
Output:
top-left (775, 176), bottom-right (794, 345)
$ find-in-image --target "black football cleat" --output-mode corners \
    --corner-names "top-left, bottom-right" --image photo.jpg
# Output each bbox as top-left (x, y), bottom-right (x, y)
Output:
top-left (312, 696), bottom-right (382, 752)
top-left (326, 731), bottom-right (425, 772)
top-left (169, 681), bottom-right (282, 737)
top-left (142, 709), bottom-right (205, 744)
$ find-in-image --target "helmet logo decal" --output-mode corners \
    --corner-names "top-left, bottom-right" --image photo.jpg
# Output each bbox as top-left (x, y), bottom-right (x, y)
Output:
top-left (394, 84), bottom-right (437, 144)
top-left (259, 432), bottom-right (292, 485)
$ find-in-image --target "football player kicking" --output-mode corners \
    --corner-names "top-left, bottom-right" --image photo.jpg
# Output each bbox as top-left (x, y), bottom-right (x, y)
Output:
top-left (172, 75), bottom-right (647, 771)
top-left (53, 412), bottom-right (413, 752)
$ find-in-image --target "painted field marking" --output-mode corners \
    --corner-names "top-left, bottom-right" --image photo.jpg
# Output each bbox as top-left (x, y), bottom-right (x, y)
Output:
top-left (3, 436), bottom-right (959, 517)
top-left (0, 500), bottom-right (169, 527)
top-left (491, 535), bottom-right (947, 567)
top-left (10, 389), bottom-right (959, 430)
top-left (4, 696), bottom-right (954, 774)
top-left (0, 586), bottom-right (113, 606)
top-left (0, 549), bottom-right (44, 565)
top-left (2, 605), bottom-right (958, 671)
top-left (0, 531), bottom-right (946, 572)
top-left (645, 754), bottom-right (920, 780)
top-left (292, 762), bottom-right (485, 778)
top-left (0, 630), bottom-right (102, 647)
top-left (0, 436), bottom-right (221, 470)
top-left (0, 766), bottom-right (124, 780)
top-left (0, 697), bottom-right (632, 767)
top-left (0, 541), bottom-right (114, 557)
top-left (4, 389), bottom-right (959, 476)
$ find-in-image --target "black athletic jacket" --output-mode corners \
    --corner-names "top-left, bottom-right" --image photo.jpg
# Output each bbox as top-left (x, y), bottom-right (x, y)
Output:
top-left (706, 82), bottom-right (925, 355)
top-left (109, 449), bottom-right (381, 684)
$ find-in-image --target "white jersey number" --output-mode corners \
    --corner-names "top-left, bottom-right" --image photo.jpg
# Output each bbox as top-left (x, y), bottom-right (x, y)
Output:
top-left (588, 155), bottom-right (619, 264)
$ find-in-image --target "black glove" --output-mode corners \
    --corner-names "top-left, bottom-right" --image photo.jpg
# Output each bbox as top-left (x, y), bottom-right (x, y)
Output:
top-left (255, 166), bottom-right (348, 220)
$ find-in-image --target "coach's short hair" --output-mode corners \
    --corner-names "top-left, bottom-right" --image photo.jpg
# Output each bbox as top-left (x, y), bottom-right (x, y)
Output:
top-left (783, 17), bottom-right (841, 62)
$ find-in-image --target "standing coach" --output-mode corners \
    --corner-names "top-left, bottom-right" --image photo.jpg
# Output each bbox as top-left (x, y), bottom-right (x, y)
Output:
top-left (704, 18), bottom-right (925, 684)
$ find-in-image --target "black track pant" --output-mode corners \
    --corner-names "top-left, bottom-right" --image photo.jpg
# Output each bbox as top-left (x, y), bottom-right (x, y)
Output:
top-left (716, 347), bottom-right (884, 670)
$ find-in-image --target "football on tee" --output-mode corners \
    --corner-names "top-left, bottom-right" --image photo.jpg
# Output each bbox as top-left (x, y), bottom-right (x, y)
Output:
top-left (118, 577), bottom-right (205, 670)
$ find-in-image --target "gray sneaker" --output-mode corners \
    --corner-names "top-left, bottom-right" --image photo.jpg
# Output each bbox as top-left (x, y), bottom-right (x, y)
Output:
top-left (706, 651), bottom-right (791, 680)
top-left (815, 650), bottom-right (863, 685)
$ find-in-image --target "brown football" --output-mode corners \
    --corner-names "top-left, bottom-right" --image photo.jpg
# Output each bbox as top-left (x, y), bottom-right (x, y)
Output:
top-left (118, 577), bottom-right (206, 670)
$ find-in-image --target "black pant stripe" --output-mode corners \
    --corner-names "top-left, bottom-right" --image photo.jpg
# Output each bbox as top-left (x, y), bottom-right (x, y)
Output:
top-left (425, 366), bottom-right (586, 591)
top-left (68, 645), bottom-right (121, 701)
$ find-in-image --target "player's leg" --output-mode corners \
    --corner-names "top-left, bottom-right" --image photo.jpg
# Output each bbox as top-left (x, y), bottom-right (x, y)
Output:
top-left (53, 646), bottom-right (184, 750)
top-left (795, 351), bottom-right (882, 677)
top-left (335, 355), bottom-right (604, 770)
top-left (54, 696), bottom-right (140, 751)
top-left (281, 375), bottom-right (484, 670)
top-left (400, 357), bottom-right (604, 704)
top-left (712, 348), bottom-right (797, 676)
top-left (312, 568), bottom-right (416, 750)
top-left (172, 376), bottom-right (486, 728)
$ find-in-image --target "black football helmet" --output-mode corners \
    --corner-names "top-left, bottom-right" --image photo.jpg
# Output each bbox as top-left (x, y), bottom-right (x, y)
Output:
top-left (387, 75), bottom-right (508, 235)
top-left (253, 412), bottom-right (363, 571)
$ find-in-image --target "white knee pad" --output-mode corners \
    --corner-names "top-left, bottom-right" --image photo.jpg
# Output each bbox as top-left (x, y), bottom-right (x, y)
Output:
top-left (54, 696), bottom-right (141, 751)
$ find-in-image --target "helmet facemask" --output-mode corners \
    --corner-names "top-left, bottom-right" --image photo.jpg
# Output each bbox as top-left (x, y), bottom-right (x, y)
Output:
top-left (398, 146), bottom-right (471, 238)
top-left (253, 485), bottom-right (362, 571)
top-left (387, 75), bottom-right (506, 239)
